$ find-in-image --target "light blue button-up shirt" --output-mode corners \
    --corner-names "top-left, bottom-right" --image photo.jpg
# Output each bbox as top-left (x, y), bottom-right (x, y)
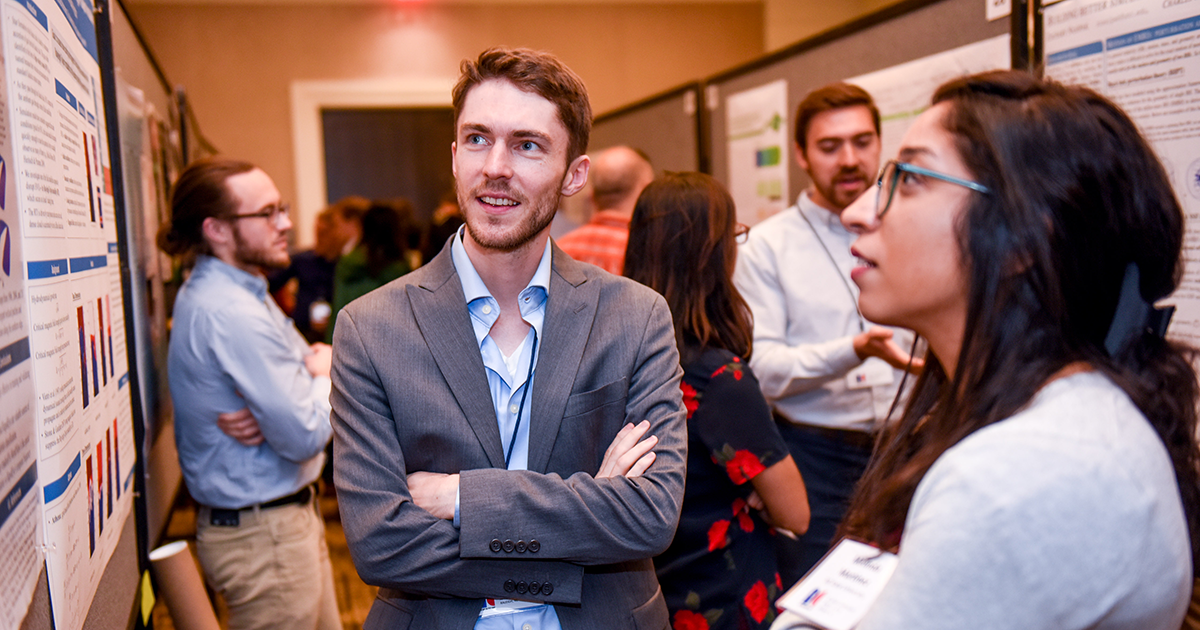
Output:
top-left (167, 256), bottom-right (331, 509)
top-left (450, 232), bottom-right (562, 630)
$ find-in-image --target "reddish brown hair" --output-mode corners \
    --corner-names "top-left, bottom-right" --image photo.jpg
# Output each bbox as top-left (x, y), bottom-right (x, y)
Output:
top-left (794, 82), bottom-right (880, 150)
top-left (158, 157), bottom-right (256, 267)
top-left (453, 47), bottom-right (592, 165)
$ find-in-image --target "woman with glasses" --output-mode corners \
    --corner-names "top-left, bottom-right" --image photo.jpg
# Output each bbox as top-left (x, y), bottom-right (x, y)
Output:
top-left (624, 172), bottom-right (811, 629)
top-left (778, 70), bottom-right (1199, 628)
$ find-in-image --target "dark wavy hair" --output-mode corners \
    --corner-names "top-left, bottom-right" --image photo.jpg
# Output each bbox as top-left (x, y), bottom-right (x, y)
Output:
top-left (158, 157), bottom-right (256, 267)
top-left (840, 70), bottom-right (1200, 566)
top-left (623, 172), bottom-right (752, 364)
top-left (453, 47), bottom-right (591, 165)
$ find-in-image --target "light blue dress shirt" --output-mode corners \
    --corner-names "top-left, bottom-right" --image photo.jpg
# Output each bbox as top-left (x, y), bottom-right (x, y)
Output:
top-left (167, 256), bottom-right (332, 509)
top-left (449, 232), bottom-right (562, 630)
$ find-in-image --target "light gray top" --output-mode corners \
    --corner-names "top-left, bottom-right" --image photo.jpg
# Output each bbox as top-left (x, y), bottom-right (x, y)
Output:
top-left (856, 371), bottom-right (1191, 629)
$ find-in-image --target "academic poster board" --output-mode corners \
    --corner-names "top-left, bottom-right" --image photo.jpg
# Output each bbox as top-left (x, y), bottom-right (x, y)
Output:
top-left (1043, 0), bottom-right (1200, 344)
top-left (706, 0), bottom-right (1010, 226)
top-left (0, 0), bottom-right (139, 626)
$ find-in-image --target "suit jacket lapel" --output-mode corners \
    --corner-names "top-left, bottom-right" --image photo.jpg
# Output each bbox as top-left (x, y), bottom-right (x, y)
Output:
top-left (527, 247), bottom-right (598, 473)
top-left (408, 250), bottom-right (507, 468)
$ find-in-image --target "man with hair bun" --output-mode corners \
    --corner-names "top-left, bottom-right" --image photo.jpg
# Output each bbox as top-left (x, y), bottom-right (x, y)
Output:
top-left (160, 158), bottom-right (340, 630)
top-left (330, 47), bottom-right (686, 630)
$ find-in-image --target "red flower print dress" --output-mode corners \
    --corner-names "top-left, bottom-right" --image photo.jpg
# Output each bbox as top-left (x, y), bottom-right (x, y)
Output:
top-left (654, 347), bottom-right (789, 630)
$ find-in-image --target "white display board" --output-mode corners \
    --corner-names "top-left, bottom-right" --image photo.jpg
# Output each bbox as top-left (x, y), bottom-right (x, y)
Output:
top-left (726, 79), bottom-right (790, 225)
top-left (1044, 1), bottom-right (1200, 343)
top-left (0, 0), bottom-right (137, 627)
top-left (849, 34), bottom-right (1010, 164)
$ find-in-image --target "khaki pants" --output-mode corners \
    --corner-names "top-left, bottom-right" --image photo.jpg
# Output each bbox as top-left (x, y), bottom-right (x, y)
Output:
top-left (196, 496), bottom-right (340, 630)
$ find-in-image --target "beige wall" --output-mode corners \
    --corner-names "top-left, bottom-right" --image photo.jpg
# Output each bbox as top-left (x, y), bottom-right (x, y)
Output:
top-left (763, 0), bottom-right (900, 50)
top-left (124, 2), bottom-right (764, 227)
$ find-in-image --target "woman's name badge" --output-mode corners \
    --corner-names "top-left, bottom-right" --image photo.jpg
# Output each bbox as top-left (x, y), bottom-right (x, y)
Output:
top-left (845, 359), bottom-right (894, 390)
top-left (774, 538), bottom-right (898, 630)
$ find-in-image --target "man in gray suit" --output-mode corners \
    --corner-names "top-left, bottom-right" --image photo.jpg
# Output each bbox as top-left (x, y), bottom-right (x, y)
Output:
top-left (330, 47), bottom-right (687, 630)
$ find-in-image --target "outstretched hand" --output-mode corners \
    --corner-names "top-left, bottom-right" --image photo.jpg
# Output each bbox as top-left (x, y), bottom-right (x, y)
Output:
top-left (597, 420), bottom-right (658, 479)
top-left (217, 407), bottom-right (264, 446)
top-left (853, 326), bottom-right (924, 374)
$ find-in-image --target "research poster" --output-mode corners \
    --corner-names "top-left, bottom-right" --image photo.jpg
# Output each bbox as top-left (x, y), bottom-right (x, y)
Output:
top-left (1044, 1), bottom-right (1200, 344)
top-left (0, 0), bottom-right (137, 627)
top-left (726, 79), bottom-right (790, 225)
top-left (0, 11), bottom-right (42, 628)
top-left (848, 35), bottom-right (1010, 165)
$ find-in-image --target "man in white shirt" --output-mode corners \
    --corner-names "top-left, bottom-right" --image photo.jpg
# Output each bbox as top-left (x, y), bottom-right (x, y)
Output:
top-left (733, 83), bottom-right (921, 586)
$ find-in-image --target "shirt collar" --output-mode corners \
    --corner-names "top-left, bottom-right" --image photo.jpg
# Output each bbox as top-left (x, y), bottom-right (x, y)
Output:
top-left (450, 226), bottom-right (552, 346)
top-left (798, 190), bottom-right (850, 238)
top-left (194, 255), bottom-right (268, 301)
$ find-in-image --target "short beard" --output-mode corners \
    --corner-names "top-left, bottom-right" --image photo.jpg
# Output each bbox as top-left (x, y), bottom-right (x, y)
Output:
top-left (461, 184), bottom-right (561, 253)
top-left (233, 225), bottom-right (289, 270)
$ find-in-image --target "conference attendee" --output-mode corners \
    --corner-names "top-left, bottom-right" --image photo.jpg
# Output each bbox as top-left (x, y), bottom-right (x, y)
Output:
top-left (330, 47), bottom-right (687, 630)
top-left (733, 82), bottom-right (921, 585)
top-left (556, 145), bottom-right (654, 274)
top-left (422, 189), bottom-right (464, 263)
top-left (327, 200), bottom-right (414, 343)
top-left (159, 158), bottom-right (340, 630)
top-left (269, 196), bottom-right (368, 342)
top-left (780, 70), bottom-right (1198, 629)
top-left (625, 171), bottom-right (810, 630)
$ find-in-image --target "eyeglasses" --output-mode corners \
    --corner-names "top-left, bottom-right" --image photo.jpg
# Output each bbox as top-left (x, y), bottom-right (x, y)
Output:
top-left (876, 160), bottom-right (990, 219)
top-left (734, 223), bottom-right (750, 244)
top-left (230, 202), bottom-right (291, 225)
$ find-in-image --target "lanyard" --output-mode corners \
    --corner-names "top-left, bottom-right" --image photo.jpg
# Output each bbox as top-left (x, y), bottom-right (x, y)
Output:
top-left (504, 330), bottom-right (538, 470)
top-left (795, 203), bottom-right (867, 333)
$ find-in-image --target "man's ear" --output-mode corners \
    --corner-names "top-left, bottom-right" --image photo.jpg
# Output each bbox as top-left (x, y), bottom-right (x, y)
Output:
top-left (561, 154), bottom-right (590, 197)
top-left (451, 141), bottom-right (458, 179)
top-left (794, 141), bottom-right (810, 172)
top-left (202, 216), bottom-right (232, 249)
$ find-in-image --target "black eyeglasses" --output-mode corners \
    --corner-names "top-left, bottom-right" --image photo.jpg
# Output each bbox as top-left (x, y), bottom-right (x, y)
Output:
top-left (230, 202), bottom-right (290, 225)
top-left (876, 160), bottom-right (990, 219)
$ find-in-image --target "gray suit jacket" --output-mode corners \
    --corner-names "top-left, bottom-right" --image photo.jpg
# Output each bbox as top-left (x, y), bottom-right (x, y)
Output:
top-left (331, 243), bottom-right (686, 630)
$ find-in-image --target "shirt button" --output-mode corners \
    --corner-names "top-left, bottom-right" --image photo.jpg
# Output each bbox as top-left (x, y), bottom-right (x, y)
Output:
top-left (523, 624), bottom-right (533, 630)
top-left (481, 304), bottom-right (492, 315)
top-left (510, 404), bottom-right (519, 414)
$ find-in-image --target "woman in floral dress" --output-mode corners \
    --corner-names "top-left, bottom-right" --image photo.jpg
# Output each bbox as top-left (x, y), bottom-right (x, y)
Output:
top-left (624, 172), bottom-right (811, 630)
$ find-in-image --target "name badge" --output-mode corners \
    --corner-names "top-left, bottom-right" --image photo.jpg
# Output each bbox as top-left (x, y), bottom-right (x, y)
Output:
top-left (845, 359), bottom-right (894, 390)
top-left (479, 598), bottom-right (544, 618)
top-left (775, 538), bottom-right (898, 630)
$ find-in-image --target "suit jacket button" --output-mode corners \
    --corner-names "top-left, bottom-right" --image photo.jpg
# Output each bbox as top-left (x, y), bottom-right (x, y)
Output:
top-left (490, 539), bottom-right (502, 553)
top-left (528, 540), bottom-right (540, 553)
top-left (504, 579), bottom-right (516, 593)
top-left (503, 540), bottom-right (515, 553)
top-left (516, 580), bottom-right (528, 594)
top-left (515, 540), bottom-right (527, 553)
top-left (542, 582), bottom-right (553, 596)
top-left (529, 581), bottom-right (540, 594)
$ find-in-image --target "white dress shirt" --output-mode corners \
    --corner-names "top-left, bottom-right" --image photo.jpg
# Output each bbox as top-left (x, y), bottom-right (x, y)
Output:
top-left (733, 192), bottom-right (913, 431)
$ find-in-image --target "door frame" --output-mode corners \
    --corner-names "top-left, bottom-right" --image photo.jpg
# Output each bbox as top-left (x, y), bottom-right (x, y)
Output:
top-left (290, 77), bottom-right (455, 249)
